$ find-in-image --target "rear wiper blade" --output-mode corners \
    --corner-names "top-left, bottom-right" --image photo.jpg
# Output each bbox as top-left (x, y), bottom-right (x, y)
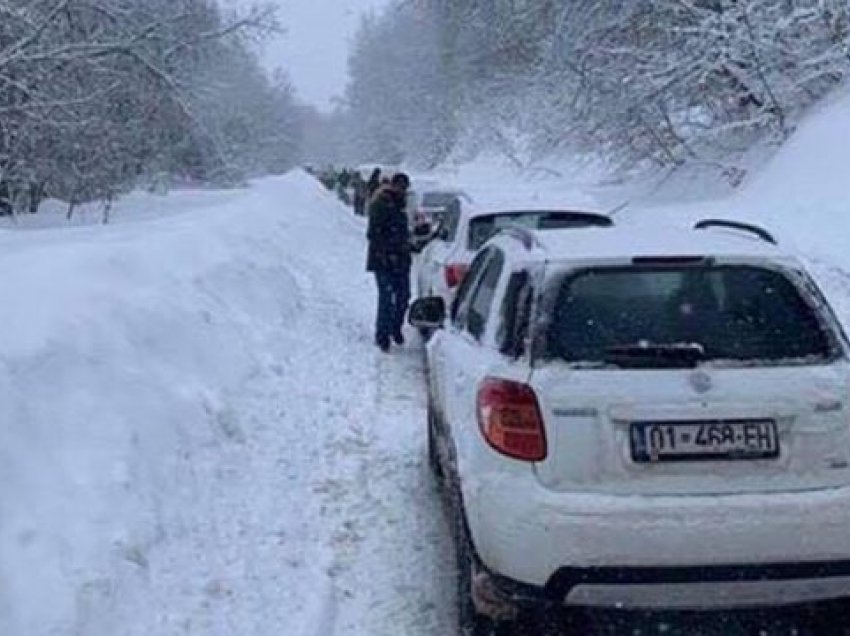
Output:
top-left (603, 342), bottom-right (705, 368)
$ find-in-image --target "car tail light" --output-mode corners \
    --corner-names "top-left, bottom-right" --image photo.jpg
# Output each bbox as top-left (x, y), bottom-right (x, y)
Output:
top-left (444, 262), bottom-right (469, 288)
top-left (477, 377), bottom-right (547, 462)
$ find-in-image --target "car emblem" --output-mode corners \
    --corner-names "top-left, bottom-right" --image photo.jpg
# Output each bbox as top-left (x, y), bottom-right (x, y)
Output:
top-left (689, 370), bottom-right (713, 394)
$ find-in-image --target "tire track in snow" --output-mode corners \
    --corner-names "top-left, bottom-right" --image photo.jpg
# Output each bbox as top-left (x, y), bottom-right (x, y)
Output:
top-left (281, 260), bottom-right (454, 634)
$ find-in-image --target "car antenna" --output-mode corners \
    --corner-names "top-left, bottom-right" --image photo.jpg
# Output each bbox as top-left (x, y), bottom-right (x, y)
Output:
top-left (607, 200), bottom-right (630, 217)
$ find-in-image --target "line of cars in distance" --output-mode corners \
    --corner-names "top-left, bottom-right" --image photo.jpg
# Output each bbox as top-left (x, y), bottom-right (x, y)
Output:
top-left (407, 190), bottom-right (850, 635)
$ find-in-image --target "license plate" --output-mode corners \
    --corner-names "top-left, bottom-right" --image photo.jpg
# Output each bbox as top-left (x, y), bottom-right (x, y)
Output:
top-left (631, 419), bottom-right (779, 463)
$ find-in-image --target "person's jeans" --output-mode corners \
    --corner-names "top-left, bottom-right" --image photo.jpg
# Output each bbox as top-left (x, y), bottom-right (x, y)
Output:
top-left (374, 269), bottom-right (410, 342)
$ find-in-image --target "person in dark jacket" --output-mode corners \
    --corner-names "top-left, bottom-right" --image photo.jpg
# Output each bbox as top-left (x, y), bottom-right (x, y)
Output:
top-left (352, 173), bottom-right (367, 216)
top-left (366, 167), bottom-right (381, 201)
top-left (367, 172), bottom-right (412, 352)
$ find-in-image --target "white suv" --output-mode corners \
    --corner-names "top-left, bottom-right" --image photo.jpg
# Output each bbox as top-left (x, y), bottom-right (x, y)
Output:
top-left (409, 220), bottom-right (850, 635)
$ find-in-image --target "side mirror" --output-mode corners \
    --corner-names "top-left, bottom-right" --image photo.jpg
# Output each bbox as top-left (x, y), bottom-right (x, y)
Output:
top-left (408, 296), bottom-right (446, 330)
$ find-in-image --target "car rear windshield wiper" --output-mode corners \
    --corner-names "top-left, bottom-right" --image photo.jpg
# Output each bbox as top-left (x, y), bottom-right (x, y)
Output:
top-left (603, 342), bottom-right (705, 368)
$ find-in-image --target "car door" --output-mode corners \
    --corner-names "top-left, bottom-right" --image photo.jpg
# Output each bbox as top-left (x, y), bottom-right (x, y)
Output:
top-left (428, 249), bottom-right (490, 410)
top-left (432, 248), bottom-right (506, 470)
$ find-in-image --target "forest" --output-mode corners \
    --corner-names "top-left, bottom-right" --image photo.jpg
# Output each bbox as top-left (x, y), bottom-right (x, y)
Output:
top-left (4, 1), bottom-right (850, 215)
top-left (0, 0), bottom-right (302, 216)
top-left (334, 0), bottom-right (850, 181)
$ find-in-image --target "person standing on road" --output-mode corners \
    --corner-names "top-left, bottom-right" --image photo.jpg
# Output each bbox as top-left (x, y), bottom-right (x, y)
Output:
top-left (352, 173), bottom-right (367, 216)
top-left (366, 172), bottom-right (412, 352)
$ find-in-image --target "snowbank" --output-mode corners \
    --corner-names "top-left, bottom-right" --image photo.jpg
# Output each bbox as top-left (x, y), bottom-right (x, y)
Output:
top-left (619, 86), bottom-right (850, 258)
top-left (736, 87), bottom-right (850, 262)
top-left (0, 171), bottom-right (325, 635)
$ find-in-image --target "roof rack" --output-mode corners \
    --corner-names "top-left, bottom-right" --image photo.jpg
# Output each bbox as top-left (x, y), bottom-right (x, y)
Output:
top-left (499, 225), bottom-right (542, 251)
top-left (694, 219), bottom-right (777, 245)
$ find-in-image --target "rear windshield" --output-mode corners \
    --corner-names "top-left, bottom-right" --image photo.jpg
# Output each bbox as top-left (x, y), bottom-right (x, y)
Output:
top-left (422, 192), bottom-right (459, 207)
top-left (468, 211), bottom-right (610, 251)
top-left (545, 266), bottom-right (836, 367)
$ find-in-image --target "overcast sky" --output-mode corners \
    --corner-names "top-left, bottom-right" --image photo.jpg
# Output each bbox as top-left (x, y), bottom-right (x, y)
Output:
top-left (248, 0), bottom-right (392, 111)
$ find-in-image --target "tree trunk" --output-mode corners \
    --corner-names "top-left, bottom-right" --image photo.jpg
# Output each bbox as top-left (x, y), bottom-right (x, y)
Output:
top-left (102, 194), bottom-right (113, 225)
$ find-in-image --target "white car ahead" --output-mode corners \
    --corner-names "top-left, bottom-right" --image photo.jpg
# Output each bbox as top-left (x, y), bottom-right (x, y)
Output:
top-left (415, 189), bottom-right (473, 228)
top-left (409, 219), bottom-right (850, 635)
top-left (415, 207), bottom-right (613, 321)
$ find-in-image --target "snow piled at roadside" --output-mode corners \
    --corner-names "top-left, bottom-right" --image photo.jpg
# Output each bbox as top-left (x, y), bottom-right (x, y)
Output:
top-left (0, 174), bottom-right (305, 635)
top-left (614, 85), bottom-right (850, 259)
top-left (0, 171), bottom-right (453, 636)
top-left (736, 86), bottom-right (850, 262)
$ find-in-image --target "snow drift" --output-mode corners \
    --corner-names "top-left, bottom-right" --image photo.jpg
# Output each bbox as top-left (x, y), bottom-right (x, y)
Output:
top-left (618, 86), bottom-right (850, 257)
top-left (0, 172), bottom-right (316, 634)
top-left (736, 87), bottom-right (850, 262)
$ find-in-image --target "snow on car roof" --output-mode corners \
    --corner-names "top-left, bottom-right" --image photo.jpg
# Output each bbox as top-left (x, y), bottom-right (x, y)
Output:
top-left (511, 225), bottom-right (790, 263)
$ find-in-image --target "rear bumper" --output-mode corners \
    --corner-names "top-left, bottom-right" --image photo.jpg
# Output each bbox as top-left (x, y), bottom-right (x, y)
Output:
top-left (468, 479), bottom-right (850, 608)
top-left (479, 559), bottom-right (850, 611)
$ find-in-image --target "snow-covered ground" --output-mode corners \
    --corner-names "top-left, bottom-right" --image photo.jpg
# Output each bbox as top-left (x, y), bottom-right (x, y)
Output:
top-left (0, 173), bottom-right (453, 636)
top-left (5, 87), bottom-right (850, 636)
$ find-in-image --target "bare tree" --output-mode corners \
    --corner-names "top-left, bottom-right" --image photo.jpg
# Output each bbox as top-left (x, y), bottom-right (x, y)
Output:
top-left (0, 0), bottom-right (302, 217)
